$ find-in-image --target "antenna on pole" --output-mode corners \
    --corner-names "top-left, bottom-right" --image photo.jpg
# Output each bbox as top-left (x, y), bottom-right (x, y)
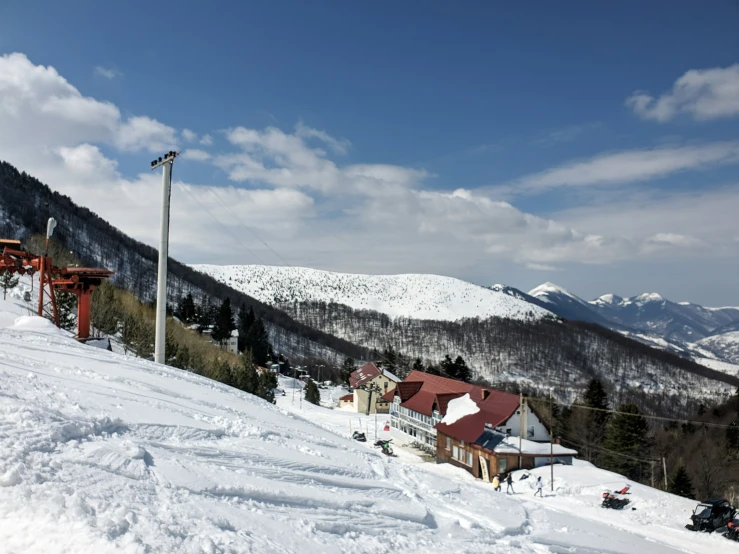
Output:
top-left (151, 151), bottom-right (178, 365)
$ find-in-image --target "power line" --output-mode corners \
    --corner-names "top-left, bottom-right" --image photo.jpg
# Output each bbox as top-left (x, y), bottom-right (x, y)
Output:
top-left (208, 187), bottom-right (292, 267)
top-left (175, 183), bottom-right (266, 265)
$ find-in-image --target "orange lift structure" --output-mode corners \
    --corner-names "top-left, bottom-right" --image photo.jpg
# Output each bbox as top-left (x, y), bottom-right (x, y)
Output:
top-left (0, 238), bottom-right (113, 340)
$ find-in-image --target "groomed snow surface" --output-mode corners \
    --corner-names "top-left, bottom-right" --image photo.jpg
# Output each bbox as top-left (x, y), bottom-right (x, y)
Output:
top-left (192, 265), bottom-right (552, 322)
top-left (1, 291), bottom-right (738, 552)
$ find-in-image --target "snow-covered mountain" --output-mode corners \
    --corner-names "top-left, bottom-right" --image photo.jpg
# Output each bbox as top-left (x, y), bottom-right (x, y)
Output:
top-left (1, 292), bottom-right (736, 553)
top-left (528, 282), bottom-right (739, 368)
top-left (193, 265), bottom-right (552, 322)
top-left (697, 331), bottom-right (739, 365)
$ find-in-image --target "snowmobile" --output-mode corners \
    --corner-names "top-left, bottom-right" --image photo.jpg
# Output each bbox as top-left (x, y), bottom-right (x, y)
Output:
top-left (352, 431), bottom-right (367, 442)
top-left (601, 491), bottom-right (630, 510)
top-left (685, 498), bottom-right (736, 532)
top-left (724, 520), bottom-right (739, 542)
top-left (374, 439), bottom-right (395, 456)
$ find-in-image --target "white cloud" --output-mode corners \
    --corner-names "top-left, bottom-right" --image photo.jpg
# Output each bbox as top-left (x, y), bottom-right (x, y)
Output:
top-left (512, 142), bottom-right (739, 193)
top-left (94, 66), bottom-right (120, 80)
top-left (1, 51), bottom-right (735, 285)
top-left (200, 134), bottom-right (213, 146)
top-left (182, 149), bottom-right (212, 162)
top-left (115, 116), bottom-right (177, 153)
top-left (181, 129), bottom-right (197, 142)
top-left (295, 121), bottom-right (350, 154)
top-left (627, 64), bottom-right (739, 122)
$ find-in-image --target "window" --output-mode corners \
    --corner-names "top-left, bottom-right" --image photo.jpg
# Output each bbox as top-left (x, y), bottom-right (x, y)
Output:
top-left (505, 428), bottom-right (512, 436)
top-left (527, 425), bottom-right (535, 438)
top-left (384, 381), bottom-right (388, 389)
top-left (460, 440), bottom-right (465, 447)
top-left (453, 446), bottom-right (459, 460)
top-left (445, 436), bottom-right (451, 450)
top-left (498, 457), bottom-right (507, 473)
top-left (466, 451), bottom-right (473, 466)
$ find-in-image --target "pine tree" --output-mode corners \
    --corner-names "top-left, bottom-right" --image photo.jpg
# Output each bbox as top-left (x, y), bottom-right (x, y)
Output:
top-left (258, 371), bottom-right (277, 404)
top-left (440, 354), bottom-right (455, 378)
top-left (304, 379), bottom-right (321, 406)
top-left (602, 403), bottom-right (651, 481)
top-left (177, 293), bottom-right (196, 323)
top-left (211, 298), bottom-right (235, 342)
top-left (340, 357), bottom-right (356, 386)
top-left (237, 304), bottom-right (255, 352)
top-left (56, 291), bottom-right (77, 331)
top-left (668, 465), bottom-right (694, 499)
top-left (453, 356), bottom-right (471, 383)
top-left (567, 379), bottom-right (610, 464)
top-left (412, 357), bottom-right (424, 372)
top-left (244, 318), bottom-right (271, 366)
top-left (240, 350), bottom-right (259, 394)
top-left (197, 297), bottom-right (214, 333)
top-left (0, 270), bottom-right (19, 300)
top-left (382, 345), bottom-right (397, 372)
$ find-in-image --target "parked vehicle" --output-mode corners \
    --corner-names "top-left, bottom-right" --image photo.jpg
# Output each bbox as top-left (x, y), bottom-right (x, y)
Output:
top-left (352, 431), bottom-right (367, 442)
top-left (601, 492), bottom-right (630, 510)
top-left (724, 520), bottom-right (739, 542)
top-left (685, 498), bottom-right (736, 532)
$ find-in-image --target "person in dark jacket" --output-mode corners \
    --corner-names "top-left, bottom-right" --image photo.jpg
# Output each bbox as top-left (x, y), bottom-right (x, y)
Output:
top-left (506, 473), bottom-right (514, 494)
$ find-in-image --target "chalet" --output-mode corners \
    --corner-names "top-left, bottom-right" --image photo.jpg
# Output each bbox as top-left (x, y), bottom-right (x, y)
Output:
top-left (202, 328), bottom-right (239, 355)
top-left (389, 371), bottom-right (550, 449)
top-left (436, 393), bottom-right (577, 480)
top-left (348, 362), bottom-right (401, 414)
top-left (338, 393), bottom-right (354, 409)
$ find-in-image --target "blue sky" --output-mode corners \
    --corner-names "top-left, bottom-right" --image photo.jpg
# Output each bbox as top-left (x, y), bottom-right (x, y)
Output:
top-left (1, 1), bottom-right (738, 304)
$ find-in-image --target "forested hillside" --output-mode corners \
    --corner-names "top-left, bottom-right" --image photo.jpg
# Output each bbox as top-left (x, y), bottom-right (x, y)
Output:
top-left (279, 300), bottom-right (739, 416)
top-left (0, 160), bottom-right (365, 363)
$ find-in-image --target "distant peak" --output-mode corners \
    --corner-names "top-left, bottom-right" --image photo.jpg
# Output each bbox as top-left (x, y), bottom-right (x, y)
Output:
top-left (592, 293), bottom-right (623, 305)
top-left (634, 292), bottom-right (664, 303)
top-left (528, 282), bottom-right (570, 297)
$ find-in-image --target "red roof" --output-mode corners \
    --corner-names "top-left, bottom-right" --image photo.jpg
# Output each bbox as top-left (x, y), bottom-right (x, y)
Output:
top-left (349, 362), bottom-right (382, 389)
top-left (381, 389), bottom-right (395, 403)
top-left (339, 393), bottom-right (353, 402)
top-left (393, 370), bottom-right (522, 441)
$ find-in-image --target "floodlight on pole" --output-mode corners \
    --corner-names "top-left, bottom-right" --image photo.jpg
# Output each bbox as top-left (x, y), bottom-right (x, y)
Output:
top-left (151, 151), bottom-right (178, 365)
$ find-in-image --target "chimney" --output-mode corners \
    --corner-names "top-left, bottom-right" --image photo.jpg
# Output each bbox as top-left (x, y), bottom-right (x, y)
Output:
top-left (481, 389), bottom-right (490, 401)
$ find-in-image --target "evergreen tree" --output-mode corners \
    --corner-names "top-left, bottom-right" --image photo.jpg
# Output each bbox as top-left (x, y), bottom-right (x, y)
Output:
top-left (244, 318), bottom-right (271, 366)
top-left (56, 291), bottom-right (77, 331)
top-left (239, 351), bottom-right (259, 394)
top-left (258, 370), bottom-right (277, 404)
top-left (237, 305), bottom-right (255, 352)
top-left (340, 357), bottom-right (356, 386)
top-left (426, 363), bottom-right (441, 376)
top-left (452, 355), bottom-right (471, 383)
top-left (412, 357), bottom-right (425, 372)
top-left (726, 420), bottom-right (739, 452)
top-left (440, 354), bottom-right (455, 378)
top-left (567, 379), bottom-right (610, 464)
top-left (177, 293), bottom-right (196, 323)
top-left (602, 403), bottom-right (651, 481)
top-left (197, 297), bottom-right (214, 333)
top-left (211, 298), bottom-right (235, 342)
top-left (0, 269), bottom-right (19, 300)
top-left (304, 379), bottom-right (321, 406)
top-left (668, 465), bottom-right (694, 499)
top-left (382, 345), bottom-right (397, 372)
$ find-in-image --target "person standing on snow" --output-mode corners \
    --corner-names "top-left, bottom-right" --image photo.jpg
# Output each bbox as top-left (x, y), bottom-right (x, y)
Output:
top-left (534, 476), bottom-right (543, 497)
top-left (492, 474), bottom-right (501, 491)
top-left (506, 473), bottom-right (514, 494)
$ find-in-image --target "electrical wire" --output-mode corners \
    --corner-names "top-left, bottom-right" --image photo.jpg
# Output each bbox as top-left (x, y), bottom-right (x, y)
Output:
top-left (175, 183), bottom-right (266, 265)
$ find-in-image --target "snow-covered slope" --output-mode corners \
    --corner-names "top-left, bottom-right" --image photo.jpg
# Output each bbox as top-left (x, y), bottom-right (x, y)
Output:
top-left (528, 282), bottom-right (615, 326)
top-left (2, 286), bottom-right (737, 552)
top-left (697, 330), bottom-right (739, 365)
top-left (193, 265), bottom-right (552, 322)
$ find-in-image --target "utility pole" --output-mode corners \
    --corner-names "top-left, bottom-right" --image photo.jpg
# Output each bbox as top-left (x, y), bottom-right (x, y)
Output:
top-left (550, 390), bottom-right (554, 492)
top-left (518, 393), bottom-right (523, 469)
top-left (151, 151), bottom-right (178, 365)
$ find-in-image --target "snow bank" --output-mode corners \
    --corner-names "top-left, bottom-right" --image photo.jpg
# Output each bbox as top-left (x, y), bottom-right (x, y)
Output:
top-left (440, 393), bottom-right (479, 425)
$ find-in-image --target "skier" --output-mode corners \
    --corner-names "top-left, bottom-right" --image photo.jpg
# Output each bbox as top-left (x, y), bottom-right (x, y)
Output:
top-left (534, 475), bottom-right (543, 497)
top-left (506, 473), bottom-right (514, 494)
top-left (492, 474), bottom-right (501, 492)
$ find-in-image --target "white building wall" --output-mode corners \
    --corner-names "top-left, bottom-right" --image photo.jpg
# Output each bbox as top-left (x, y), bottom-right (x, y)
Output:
top-left (496, 402), bottom-right (550, 442)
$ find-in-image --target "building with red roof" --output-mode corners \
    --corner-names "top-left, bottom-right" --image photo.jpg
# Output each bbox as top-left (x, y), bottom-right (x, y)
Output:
top-left (348, 362), bottom-right (401, 414)
top-left (389, 371), bottom-right (551, 450)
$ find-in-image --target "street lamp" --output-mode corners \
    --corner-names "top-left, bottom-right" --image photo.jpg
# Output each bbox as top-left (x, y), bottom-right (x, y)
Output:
top-left (151, 151), bottom-right (178, 365)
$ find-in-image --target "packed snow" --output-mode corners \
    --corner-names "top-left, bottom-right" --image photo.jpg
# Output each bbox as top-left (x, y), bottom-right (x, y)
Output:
top-left (440, 393), bottom-right (480, 425)
top-left (1, 287), bottom-right (738, 552)
top-left (191, 265), bottom-right (552, 322)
